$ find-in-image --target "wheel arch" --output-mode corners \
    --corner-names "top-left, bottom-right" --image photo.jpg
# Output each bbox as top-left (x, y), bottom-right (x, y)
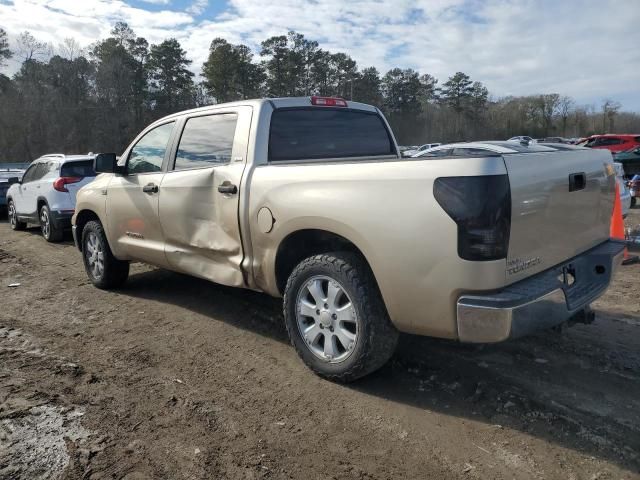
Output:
top-left (274, 229), bottom-right (379, 296)
top-left (36, 196), bottom-right (49, 212)
top-left (74, 209), bottom-right (102, 251)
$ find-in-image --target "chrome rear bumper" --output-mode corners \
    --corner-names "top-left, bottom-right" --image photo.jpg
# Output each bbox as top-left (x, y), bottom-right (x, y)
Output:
top-left (456, 240), bottom-right (625, 343)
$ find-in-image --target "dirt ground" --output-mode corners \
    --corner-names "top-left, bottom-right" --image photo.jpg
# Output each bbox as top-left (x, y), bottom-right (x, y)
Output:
top-left (1, 211), bottom-right (639, 480)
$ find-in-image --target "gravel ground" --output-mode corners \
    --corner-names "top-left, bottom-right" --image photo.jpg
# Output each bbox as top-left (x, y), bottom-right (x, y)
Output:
top-left (0, 211), bottom-right (639, 480)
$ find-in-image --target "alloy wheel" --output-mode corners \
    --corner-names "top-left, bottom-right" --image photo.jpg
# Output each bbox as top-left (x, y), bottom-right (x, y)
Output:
top-left (40, 208), bottom-right (50, 239)
top-left (295, 275), bottom-right (360, 363)
top-left (85, 232), bottom-right (105, 280)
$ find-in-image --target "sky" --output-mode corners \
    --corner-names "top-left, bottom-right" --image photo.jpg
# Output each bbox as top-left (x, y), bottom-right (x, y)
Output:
top-left (1, 0), bottom-right (639, 111)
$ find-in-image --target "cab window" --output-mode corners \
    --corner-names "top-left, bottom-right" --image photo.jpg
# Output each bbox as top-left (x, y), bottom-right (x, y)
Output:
top-left (173, 114), bottom-right (238, 170)
top-left (127, 122), bottom-right (175, 174)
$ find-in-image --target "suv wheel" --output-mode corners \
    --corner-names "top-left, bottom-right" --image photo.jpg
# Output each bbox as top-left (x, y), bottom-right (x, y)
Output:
top-left (39, 204), bottom-right (63, 242)
top-left (284, 252), bottom-right (398, 382)
top-left (8, 200), bottom-right (27, 231)
top-left (81, 220), bottom-right (129, 289)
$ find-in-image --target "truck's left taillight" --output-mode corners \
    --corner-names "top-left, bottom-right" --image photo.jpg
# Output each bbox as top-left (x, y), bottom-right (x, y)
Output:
top-left (53, 176), bottom-right (82, 192)
top-left (433, 175), bottom-right (511, 261)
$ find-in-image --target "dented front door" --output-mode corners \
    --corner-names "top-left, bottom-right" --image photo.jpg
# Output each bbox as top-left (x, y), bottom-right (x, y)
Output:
top-left (158, 107), bottom-right (251, 287)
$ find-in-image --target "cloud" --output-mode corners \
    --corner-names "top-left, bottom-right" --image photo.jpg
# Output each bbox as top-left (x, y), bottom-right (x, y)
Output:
top-left (187, 0), bottom-right (208, 16)
top-left (139, 0), bottom-right (171, 4)
top-left (1, 0), bottom-right (639, 110)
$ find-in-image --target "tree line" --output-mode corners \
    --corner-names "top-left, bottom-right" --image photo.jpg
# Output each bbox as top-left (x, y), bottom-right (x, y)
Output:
top-left (1, 23), bottom-right (639, 162)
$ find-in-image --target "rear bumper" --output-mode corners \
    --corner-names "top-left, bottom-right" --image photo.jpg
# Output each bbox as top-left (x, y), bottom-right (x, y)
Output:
top-left (456, 240), bottom-right (625, 343)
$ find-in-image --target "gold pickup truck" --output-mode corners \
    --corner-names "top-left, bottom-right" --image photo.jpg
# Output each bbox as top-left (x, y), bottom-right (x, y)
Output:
top-left (72, 96), bottom-right (624, 381)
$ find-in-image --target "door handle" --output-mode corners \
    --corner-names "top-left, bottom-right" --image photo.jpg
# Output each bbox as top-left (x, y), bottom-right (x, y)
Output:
top-left (142, 183), bottom-right (159, 194)
top-left (569, 172), bottom-right (586, 192)
top-left (218, 182), bottom-right (238, 195)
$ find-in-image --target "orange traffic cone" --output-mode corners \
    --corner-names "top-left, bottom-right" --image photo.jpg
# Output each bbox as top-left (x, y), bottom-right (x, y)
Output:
top-left (611, 181), bottom-right (638, 265)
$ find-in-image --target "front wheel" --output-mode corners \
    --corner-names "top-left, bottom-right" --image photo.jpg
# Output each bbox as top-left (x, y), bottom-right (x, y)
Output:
top-left (8, 200), bottom-right (26, 231)
top-left (81, 220), bottom-right (129, 289)
top-left (284, 252), bottom-right (398, 382)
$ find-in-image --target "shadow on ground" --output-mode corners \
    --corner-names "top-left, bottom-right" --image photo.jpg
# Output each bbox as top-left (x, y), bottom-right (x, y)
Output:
top-left (118, 268), bottom-right (640, 474)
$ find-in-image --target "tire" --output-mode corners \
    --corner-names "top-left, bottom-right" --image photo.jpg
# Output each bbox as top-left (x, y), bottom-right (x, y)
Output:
top-left (284, 252), bottom-right (399, 382)
top-left (81, 220), bottom-right (129, 289)
top-left (632, 197), bottom-right (636, 208)
top-left (8, 200), bottom-right (27, 231)
top-left (39, 204), bottom-right (64, 242)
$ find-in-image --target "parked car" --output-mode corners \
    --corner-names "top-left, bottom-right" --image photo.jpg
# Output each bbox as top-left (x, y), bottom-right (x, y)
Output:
top-left (507, 136), bottom-right (537, 144)
top-left (398, 145), bottom-right (419, 157)
top-left (72, 96), bottom-right (624, 381)
top-left (628, 174), bottom-right (640, 208)
top-left (581, 134), bottom-right (640, 153)
top-left (7, 154), bottom-right (97, 242)
top-left (402, 143), bottom-right (442, 157)
top-left (536, 137), bottom-right (569, 144)
top-left (0, 168), bottom-right (25, 211)
top-left (412, 141), bottom-right (563, 158)
top-left (613, 146), bottom-right (640, 176)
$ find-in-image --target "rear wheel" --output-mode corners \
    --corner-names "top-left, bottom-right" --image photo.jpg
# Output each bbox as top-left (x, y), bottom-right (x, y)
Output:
top-left (284, 252), bottom-right (398, 382)
top-left (40, 204), bottom-right (63, 242)
top-left (8, 200), bottom-right (26, 231)
top-left (81, 220), bottom-right (129, 289)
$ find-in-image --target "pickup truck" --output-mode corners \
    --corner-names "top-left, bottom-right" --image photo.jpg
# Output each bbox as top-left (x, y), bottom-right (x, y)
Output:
top-left (72, 96), bottom-right (624, 381)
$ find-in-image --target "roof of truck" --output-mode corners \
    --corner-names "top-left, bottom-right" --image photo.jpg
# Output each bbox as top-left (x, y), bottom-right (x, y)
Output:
top-left (158, 97), bottom-right (379, 123)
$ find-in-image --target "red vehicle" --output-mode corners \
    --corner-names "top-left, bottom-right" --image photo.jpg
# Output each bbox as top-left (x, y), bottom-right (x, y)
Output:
top-left (580, 134), bottom-right (640, 153)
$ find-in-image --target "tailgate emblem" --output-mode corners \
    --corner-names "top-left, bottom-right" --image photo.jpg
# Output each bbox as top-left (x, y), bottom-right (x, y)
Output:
top-left (507, 257), bottom-right (541, 275)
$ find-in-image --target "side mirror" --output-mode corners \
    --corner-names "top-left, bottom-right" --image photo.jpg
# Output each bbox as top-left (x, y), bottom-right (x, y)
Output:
top-left (94, 153), bottom-right (118, 173)
top-left (7, 177), bottom-right (20, 185)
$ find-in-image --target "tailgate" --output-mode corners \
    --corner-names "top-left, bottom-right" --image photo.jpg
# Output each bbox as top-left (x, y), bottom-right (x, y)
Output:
top-left (504, 148), bottom-right (614, 283)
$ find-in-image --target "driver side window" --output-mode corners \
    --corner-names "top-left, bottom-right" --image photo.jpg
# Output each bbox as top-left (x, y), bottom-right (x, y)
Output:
top-left (126, 122), bottom-right (175, 175)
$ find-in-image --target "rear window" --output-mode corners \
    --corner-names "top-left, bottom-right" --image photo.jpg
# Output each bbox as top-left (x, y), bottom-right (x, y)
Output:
top-left (269, 108), bottom-right (395, 161)
top-left (61, 160), bottom-right (96, 178)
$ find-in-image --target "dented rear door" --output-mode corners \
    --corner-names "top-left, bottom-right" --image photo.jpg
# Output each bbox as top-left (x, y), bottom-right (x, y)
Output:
top-left (158, 106), bottom-right (251, 287)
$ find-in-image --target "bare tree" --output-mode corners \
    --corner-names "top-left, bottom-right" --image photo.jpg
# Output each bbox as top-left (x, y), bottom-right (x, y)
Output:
top-left (558, 95), bottom-right (575, 137)
top-left (601, 99), bottom-right (621, 132)
top-left (16, 31), bottom-right (51, 61)
top-left (59, 37), bottom-right (83, 60)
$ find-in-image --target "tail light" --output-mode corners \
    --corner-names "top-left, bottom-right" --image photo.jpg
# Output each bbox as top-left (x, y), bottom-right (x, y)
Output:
top-left (53, 176), bottom-right (82, 192)
top-left (434, 175), bottom-right (511, 261)
top-left (311, 96), bottom-right (347, 107)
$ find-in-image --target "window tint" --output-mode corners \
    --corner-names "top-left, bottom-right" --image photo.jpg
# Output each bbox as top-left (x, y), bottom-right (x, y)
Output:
top-left (32, 163), bottom-right (49, 181)
top-left (452, 147), bottom-right (497, 156)
top-left (269, 108), bottom-right (394, 161)
top-left (127, 122), bottom-right (175, 174)
top-left (21, 165), bottom-right (38, 183)
top-left (61, 160), bottom-right (96, 178)
top-left (594, 137), bottom-right (623, 146)
top-left (174, 114), bottom-right (238, 170)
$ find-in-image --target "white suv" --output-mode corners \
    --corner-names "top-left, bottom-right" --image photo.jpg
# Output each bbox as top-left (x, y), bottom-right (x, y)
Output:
top-left (7, 154), bottom-right (97, 242)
